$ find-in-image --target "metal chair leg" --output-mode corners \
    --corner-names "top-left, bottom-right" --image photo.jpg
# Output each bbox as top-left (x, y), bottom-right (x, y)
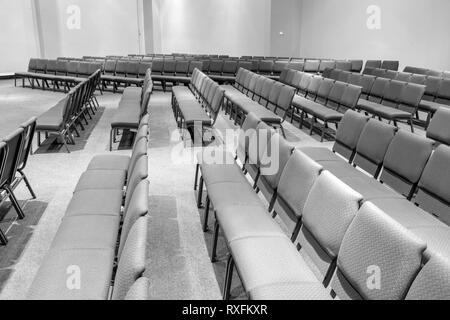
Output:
top-left (203, 196), bottom-right (210, 232)
top-left (197, 176), bottom-right (204, 208)
top-left (211, 220), bottom-right (220, 263)
top-left (194, 164), bottom-right (200, 190)
top-left (0, 228), bottom-right (7, 245)
top-left (4, 186), bottom-right (25, 219)
top-left (18, 170), bottom-right (36, 199)
top-left (223, 255), bottom-right (235, 300)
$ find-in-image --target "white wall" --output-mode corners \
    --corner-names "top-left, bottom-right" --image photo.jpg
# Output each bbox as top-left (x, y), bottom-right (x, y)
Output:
top-left (0, 0), bottom-right (39, 73)
top-left (299, 0), bottom-right (450, 71)
top-left (270, 0), bottom-right (302, 58)
top-left (36, 0), bottom-right (141, 58)
top-left (151, 0), bottom-right (271, 57)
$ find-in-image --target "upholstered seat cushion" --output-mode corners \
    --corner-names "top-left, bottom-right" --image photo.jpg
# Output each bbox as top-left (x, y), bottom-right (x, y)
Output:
top-left (340, 176), bottom-right (403, 201)
top-left (121, 87), bottom-right (142, 100)
top-left (216, 205), bottom-right (285, 243)
top-left (372, 105), bottom-right (411, 120)
top-left (87, 155), bottom-right (130, 172)
top-left (52, 215), bottom-right (120, 250)
top-left (201, 163), bottom-right (247, 186)
top-left (27, 248), bottom-right (115, 300)
top-left (300, 147), bottom-right (342, 162)
top-left (229, 236), bottom-right (320, 293)
top-left (36, 103), bottom-right (65, 131)
top-left (179, 102), bottom-right (211, 124)
top-left (320, 161), bottom-right (368, 180)
top-left (249, 282), bottom-right (332, 300)
top-left (65, 189), bottom-right (123, 217)
top-left (74, 170), bottom-right (126, 192)
top-left (357, 99), bottom-right (382, 113)
top-left (419, 100), bottom-right (443, 113)
top-left (111, 108), bottom-right (140, 129)
top-left (207, 182), bottom-right (263, 210)
top-left (371, 198), bottom-right (445, 229)
top-left (310, 105), bottom-right (344, 122)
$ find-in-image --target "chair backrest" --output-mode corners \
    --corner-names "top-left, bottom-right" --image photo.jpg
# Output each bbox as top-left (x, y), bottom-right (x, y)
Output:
top-left (298, 73), bottom-right (313, 96)
top-left (365, 60), bottom-right (382, 70)
top-left (332, 202), bottom-right (426, 300)
top-left (338, 84), bottom-right (362, 112)
top-left (348, 73), bottom-right (362, 87)
top-left (435, 79), bottom-right (450, 106)
top-left (382, 60), bottom-right (399, 71)
top-left (398, 83), bottom-right (426, 114)
top-left (119, 180), bottom-right (149, 258)
top-left (273, 61), bottom-right (288, 75)
top-left (188, 61), bottom-right (203, 74)
top-left (350, 60), bottom-right (364, 73)
top-left (406, 254), bottom-right (450, 300)
top-left (319, 60), bottom-right (336, 73)
top-left (304, 60), bottom-right (320, 73)
top-left (163, 59), bottom-right (177, 75)
top-left (151, 59), bottom-right (164, 74)
top-left (124, 155), bottom-right (149, 213)
top-left (332, 110), bottom-right (370, 162)
top-left (326, 81), bottom-right (347, 110)
top-left (368, 78), bottom-right (390, 103)
top-left (237, 113), bottom-right (261, 164)
top-left (17, 117), bottom-right (37, 171)
top-left (275, 150), bottom-right (323, 238)
top-left (414, 145), bottom-right (450, 225)
top-left (258, 60), bottom-right (274, 75)
top-left (267, 82), bottom-right (284, 109)
top-left (0, 129), bottom-right (24, 187)
top-left (274, 85), bottom-right (295, 117)
top-left (353, 120), bottom-right (397, 178)
top-left (124, 277), bottom-right (151, 300)
top-left (395, 72), bottom-right (412, 82)
top-left (380, 131), bottom-right (434, 199)
top-left (112, 216), bottom-right (148, 300)
top-left (337, 71), bottom-right (351, 83)
top-left (222, 60), bottom-right (237, 76)
top-left (315, 78), bottom-right (334, 105)
top-left (410, 74), bottom-right (427, 86)
top-left (385, 70), bottom-right (398, 80)
top-left (336, 61), bottom-right (352, 72)
top-left (288, 61), bottom-right (304, 72)
top-left (329, 69), bottom-right (341, 81)
top-left (423, 76), bottom-right (442, 101)
top-left (359, 75), bottom-right (376, 98)
top-left (381, 80), bottom-right (405, 108)
top-left (46, 60), bottom-right (57, 74)
top-left (426, 107), bottom-right (450, 146)
top-left (298, 171), bottom-right (363, 283)
top-left (371, 68), bottom-right (387, 79)
top-left (290, 70), bottom-right (303, 89)
top-left (305, 76), bottom-right (322, 100)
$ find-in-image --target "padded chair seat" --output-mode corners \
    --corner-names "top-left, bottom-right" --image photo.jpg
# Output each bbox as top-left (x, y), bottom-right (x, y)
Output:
top-left (36, 106), bottom-right (64, 131)
top-left (229, 236), bottom-right (320, 293)
top-left (121, 87), bottom-right (142, 100)
top-left (408, 226), bottom-right (450, 258)
top-left (292, 96), bottom-right (317, 111)
top-left (340, 176), bottom-right (403, 201)
top-left (249, 282), bottom-right (332, 300)
top-left (87, 155), bottom-right (130, 172)
top-left (172, 85), bottom-right (192, 97)
top-left (74, 170), bottom-right (126, 192)
top-left (357, 99), bottom-right (382, 113)
top-left (371, 198), bottom-right (446, 229)
top-left (372, 105), bottom-right (411, 120)
top-left (216, 205), bottom-right (285, 243)
top-left (117, 98), bottom-right (140, 111)
top-left (320, 161), bottom-right (368, 180)
top-left (419, 100), bottom-right (446, 113)
top-left (159, 75), bottom-right (191, 83)
top-left (102, 75), bottom-right (143, 85)
top-left (310, 105), bottom-right (344, 122)
top-left (201, 163), bottom-right (247, 186)
top-left (27, 248), bottom-right (115, 300)
top-left (111, 109), bottom-right (140, 129)
top-left (210, 75), bottom-right (235, 83)
top-left (52, 215), bottom-right (120, 250)
top-left (221, 85), bottom-right (241, 94)
top-left (65, 189), bottom-right (123, 217)
top-left (249, 106), bottom-right (282, 123)
top-left (300, 147), bottom-right (342, 162)
top-left (207, 182), bottom-right (263, 210)
top-left (179, 102), bottom-right (211, 124)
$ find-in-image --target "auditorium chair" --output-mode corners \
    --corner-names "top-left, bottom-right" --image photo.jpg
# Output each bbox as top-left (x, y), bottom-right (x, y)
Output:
top-left (426, 107), bottom-right (450, 146)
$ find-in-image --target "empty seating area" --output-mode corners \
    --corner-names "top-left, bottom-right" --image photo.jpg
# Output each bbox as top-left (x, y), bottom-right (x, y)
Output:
top-left (195, 111), bottom-right (450, 300)
top-left (27, 123), bottom-right (150, 300)
top-left (35, 71), bottom-right (101, 153)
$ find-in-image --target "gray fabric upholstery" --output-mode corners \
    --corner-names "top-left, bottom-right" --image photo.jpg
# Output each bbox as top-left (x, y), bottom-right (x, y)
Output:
top-left (408, 226), bottom-right (450, 259)
top-left (124, 277), bottom-right (151, 300)
top-left (52, 215), bottom-right (120, 250)
top-left (27, 248), bottom-right (115, 300)
top-left (380, 131), bottom-right (434, 197)
top-left (65, 189), bottom-right (123, 217)
top-left (87, 155), bottom-right (130, 172)
top-left (250, 282), bottom-right (332, 300)
top-left (300, 147), bottom-right (342, 162)
top-left (340, 176), bottom-right (403, 201)
top-left (119, 180), bottom-right (149, 258)
top-left (229, 236), bottom-right (319, 293)
top-left (415, 145), bottom-right (450, 224)
top-left (300, 171), bottom-right (362, 276)
top-left (207, 182), bottom-right (263, 211)
top-left (406, 254), bottom-right (450, 300)
top-left (112, 216), bottom-right (148, 300)
top-left (427, 107), bottom-right (450, 146)
top-left (320, 160), bottom-right (368, 180)
top-left (124, 155), bottom-right (149, 213)
top-left (275, 150), bottom-right (323, 230)
top-left (74, 170), bottom-right (126, 192)
top-left (354, 120), bottom-right (397, 177)
top-left (334, 202), bottom-right (426, 300)
top-left (216, 204), bottom-right (285, 243)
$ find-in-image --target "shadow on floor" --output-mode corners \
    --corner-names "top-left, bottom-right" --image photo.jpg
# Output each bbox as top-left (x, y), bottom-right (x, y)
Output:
top-left (34, 107), bottom-right (105, 154)
top-left (0, 199), bottom-right (48, 292)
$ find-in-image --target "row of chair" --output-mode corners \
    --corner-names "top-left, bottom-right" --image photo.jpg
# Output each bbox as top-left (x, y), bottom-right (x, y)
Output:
top-left (289, 72), bottom-right (362, 141)
top-left (323, 68), bottom-right (426, 132)
top-left (195, 112), bottom-right (450, 300)
top-left (364, 60), bottom-right (400, 71)
top-left (171, 69), bottom-right (225, 145)
top-left (359, 67), bottom-right (450, 127)
top-left (110, 70), bottom-right (153, 151)
top-left (15, 59), bottom-right (103, 93)
top-left (35, 71), bottom-right (101, 153)
top-left (404, 65), bottom-right (450, 79)
top-left (27, 121), bottom-right (150, 299)
top-left (221, 68), bottom-right (296, 138)
top-left (0, 119), bottom-right (37, 245)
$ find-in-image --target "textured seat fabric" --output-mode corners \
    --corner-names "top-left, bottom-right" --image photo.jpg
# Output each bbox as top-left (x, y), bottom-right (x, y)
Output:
top-left (74, 170), bottom-right (126, 192)
top-left (340, 176), bottom-right (403, 201)
top-left (426, 108), bottom-right (450, 145)
top-left (408, 226), bottom-right (450, 258)
top-left (111, 108), bottom-right (140, 129)
top-left (65, 189), bottom-right (123, 217)
top-left (414, 145), bottom-right (450, 224)
top-left (36, 97), bottom-right (68, 131)
top-left (371, 198), bottom-right (445, 229)
top-left (332, 202), bottom-right (426, 300)
top-left (87, 155), bottom-right (130, 172)
top-left (124, 277), bottom-right (151, 300)
top-left (201, 162), bottom-right (247, 186)
top-left (216, 205), bottom-right (285, 243)
top-left (207, 182), bottom-right (263, 210)
top-left (112, 217), bottom-right (148, 300)
top-left (406, 254), bottom-right (450, 300)
top-left (300, 147), bottom-right (342, 162)
top-left (52, 215), bottom-right (120, 250)
top-left (27, 248), bottom-right (115, 300)
top-left (380, 131), bottom-right (434, 198)
top-left (250, 282), bottom-right (332, 300)
top-left (230, 236), bottom-right (320, 293)
top-left (320, 161), bottom-right (368, 180)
